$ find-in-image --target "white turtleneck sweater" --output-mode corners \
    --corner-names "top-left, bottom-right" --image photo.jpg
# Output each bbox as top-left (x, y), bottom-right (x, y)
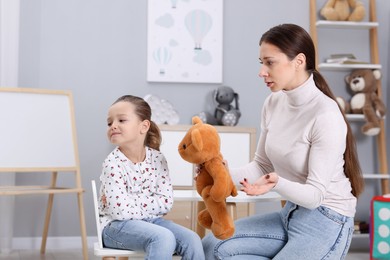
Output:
top-left (231, 74), bottom-right (357, 217)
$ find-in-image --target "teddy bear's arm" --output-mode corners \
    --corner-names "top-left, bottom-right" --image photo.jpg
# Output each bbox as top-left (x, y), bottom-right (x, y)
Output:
top-left (370, 92), bottom-right (386, 118)
top-left (320, 0), bottom-right (340, 21)
top-left (347, 0), bottom-right (365, 21)
top-left (205, 158), bottom-right (237, 202)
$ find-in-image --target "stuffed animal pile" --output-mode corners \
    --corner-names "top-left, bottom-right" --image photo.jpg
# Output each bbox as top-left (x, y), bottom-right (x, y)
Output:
top-left (337, 69), bottom-right (386, 136)
top-left (178, 116), bottom-right (237, 239)
top-left (320, 0), bottom-right (365, 21)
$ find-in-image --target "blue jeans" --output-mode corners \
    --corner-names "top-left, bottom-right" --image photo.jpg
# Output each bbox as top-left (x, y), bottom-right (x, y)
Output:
top-left (102, 217), bottom-right (205, 260)
top-left (202, 201), bottom-right (354, 260)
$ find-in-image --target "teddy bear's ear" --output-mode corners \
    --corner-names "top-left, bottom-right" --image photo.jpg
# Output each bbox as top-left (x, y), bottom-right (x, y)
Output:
top-left (373, 69), bottom-right (381, 80)
top-left (191, 129), bottom-right (203, 152)
top-left (213, 88), bottom-right (219, 103)
top-left (192, 116), bottom-right (203, 125)
top-left (345, 74), bottom-right (351, 84)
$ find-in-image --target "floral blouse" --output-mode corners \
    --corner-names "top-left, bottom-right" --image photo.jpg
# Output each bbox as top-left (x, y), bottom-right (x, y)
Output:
top-left (99, 146), bottom-right (173, 230)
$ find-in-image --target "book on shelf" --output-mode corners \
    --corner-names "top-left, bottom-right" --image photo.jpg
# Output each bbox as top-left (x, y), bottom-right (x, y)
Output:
top-left (325, 53), bottom-right (368, 64)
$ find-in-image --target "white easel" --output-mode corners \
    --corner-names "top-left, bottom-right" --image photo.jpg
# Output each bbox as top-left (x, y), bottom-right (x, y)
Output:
top-left (0, 88), bottom-right (88, 259)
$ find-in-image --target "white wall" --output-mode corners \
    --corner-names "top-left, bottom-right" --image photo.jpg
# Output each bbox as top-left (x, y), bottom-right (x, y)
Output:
top-left (11, 0), bottom-right (389, 248)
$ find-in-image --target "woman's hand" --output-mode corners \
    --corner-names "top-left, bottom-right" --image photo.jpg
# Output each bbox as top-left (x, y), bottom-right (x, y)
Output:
top-left (240, 172), bottom-right (278, 195)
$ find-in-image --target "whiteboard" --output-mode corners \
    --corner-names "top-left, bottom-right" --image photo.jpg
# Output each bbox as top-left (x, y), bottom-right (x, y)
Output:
top-left (0, 88), bottom-right (77, 170)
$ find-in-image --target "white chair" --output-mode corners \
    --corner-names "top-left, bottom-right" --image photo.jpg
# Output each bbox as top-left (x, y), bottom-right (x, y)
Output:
top-left (91, 180), bottom-right (144, 260)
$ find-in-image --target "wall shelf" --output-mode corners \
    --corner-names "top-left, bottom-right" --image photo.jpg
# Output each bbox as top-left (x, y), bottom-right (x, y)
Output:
top-left (345, 114), bottom-right (365, 121)
top-left (345, 114), bottom-right (386, 122)
top-left (316, 20), bottom-right (379, 29)
top-left (363, 173), bottom-right (390, 179)
top-left (318, 63), bottom-right (382, 70)
top-left (352, 233), bottom-right (370, 239)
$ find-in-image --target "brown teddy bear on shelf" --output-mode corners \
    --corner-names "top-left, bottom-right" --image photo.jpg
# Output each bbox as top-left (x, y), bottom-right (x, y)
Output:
top-left (178, 116), bottom-right (238, 239)
top-left (340, 69), bottom-right (386, 136)
top-left (320, 0), bottom-right (365, 21)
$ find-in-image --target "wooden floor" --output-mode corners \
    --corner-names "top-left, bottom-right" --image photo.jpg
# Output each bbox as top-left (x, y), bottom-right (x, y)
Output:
top-left (0, 249), bottom-right (370, 260)
top-left (0, 249), bottom-right (146, 260)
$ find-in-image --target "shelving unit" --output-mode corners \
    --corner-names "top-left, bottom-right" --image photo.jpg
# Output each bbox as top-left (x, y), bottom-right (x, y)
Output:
top-left (309, 0), bottom-right (389, 237)
top-left (310, 0), bottom-right (389, 192)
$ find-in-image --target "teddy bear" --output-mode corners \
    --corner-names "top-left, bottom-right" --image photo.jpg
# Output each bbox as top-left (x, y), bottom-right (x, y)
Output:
top-left (320, 0), bottom-right (365, 21)
top-left (339, 69), bottom-right (386, 136)
top-left (197, 86), bottom-right (241, 126)
top-left (178, 116), bottom-right (238, 239)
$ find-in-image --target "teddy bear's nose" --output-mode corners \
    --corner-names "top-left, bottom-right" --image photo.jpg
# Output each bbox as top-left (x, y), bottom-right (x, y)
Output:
top-left (182, 144), bottom-right (187, 149)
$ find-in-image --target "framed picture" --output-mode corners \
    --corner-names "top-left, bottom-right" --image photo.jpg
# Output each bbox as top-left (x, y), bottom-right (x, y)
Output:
top-left (147, 0), bottom-right (223, 83)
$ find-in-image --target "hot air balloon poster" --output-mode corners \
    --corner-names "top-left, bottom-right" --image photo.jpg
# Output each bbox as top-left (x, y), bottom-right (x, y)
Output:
top-left (147, 0), bottom-right (223, 83)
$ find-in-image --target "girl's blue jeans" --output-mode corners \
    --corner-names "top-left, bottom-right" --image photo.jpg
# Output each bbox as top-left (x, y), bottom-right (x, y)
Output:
top-left (202, 201), bottom-right (354, 260)
top-left (102, 217), bottom-right (205, 260)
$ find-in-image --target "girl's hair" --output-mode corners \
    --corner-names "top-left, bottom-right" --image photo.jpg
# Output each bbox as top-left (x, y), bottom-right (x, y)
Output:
top-left (260, 23), bottom-right (364, 197)
top-left (113, 95), bottom-right (162, 151)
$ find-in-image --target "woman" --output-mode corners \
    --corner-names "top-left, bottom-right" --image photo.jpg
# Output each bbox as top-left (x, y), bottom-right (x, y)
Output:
top-left (202, 23), bottom-right (364, 260)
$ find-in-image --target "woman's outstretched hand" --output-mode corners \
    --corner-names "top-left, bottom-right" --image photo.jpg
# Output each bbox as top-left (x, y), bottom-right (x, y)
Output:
top-left (240, 172), bottom-right (278, 195)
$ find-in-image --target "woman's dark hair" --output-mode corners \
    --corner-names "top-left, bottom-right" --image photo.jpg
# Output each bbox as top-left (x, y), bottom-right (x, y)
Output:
top-left (113, 95), bottom-right (161, 151)
top-left (260, 24), bottom-right (364, 197)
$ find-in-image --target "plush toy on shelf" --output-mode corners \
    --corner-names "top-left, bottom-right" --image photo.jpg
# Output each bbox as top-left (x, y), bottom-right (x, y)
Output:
top-left (178, 116), bottom-right (238, 239)
top-left (320, 0), bottom-right (365, 22)
top-left (338, 69), bottom-right (386, 136)
top-left (336, 96), bottom-right (351, 114)
top-left (214, 86), bottom-right (241, 126)
top-left (197, 86), bottom-right (241, 126)
top-left (144, 94), bottom-right (180, 125)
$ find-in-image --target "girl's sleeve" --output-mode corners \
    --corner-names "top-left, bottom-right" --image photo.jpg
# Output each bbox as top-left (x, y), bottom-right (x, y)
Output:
top-left (147, 154), bottom-right (174, 215)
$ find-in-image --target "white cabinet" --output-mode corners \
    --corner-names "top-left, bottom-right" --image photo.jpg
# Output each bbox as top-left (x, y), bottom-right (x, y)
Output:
top-left (159, 129), bottom-right (193, 188)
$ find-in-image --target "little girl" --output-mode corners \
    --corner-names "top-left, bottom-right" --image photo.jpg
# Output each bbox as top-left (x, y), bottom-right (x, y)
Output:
top-left (99, 95), bottom-right (204, 260)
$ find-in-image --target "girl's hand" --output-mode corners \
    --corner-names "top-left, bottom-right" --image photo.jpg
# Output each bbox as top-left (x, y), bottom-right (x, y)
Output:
top-left (101, 194), bottom-right (107, 206)
top-left (240, 172), bottom-right (278, 196)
